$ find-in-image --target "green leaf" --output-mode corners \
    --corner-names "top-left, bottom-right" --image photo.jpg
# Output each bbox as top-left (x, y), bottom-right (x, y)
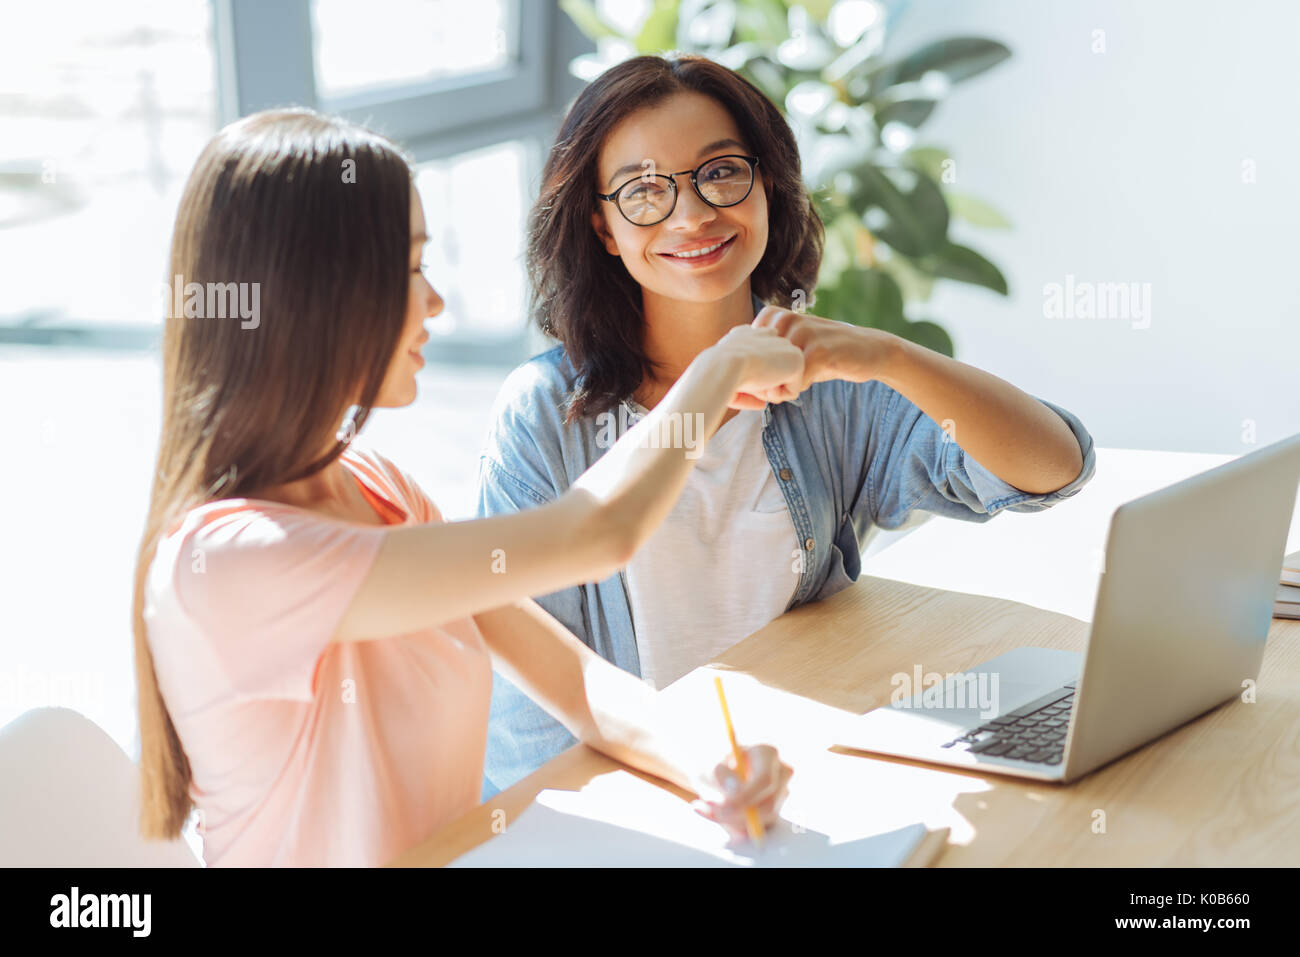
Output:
top-left (825, 40), bottom-right (885, 87)
top-left (914, 241), bottom-right (1009, 295)
top-left (801, 0), bottom-right (837, 21)
top-left (811, 281), bottom-right (840, 319)
top-left (875, 36), bottom-right (1012, 90)
top-left (809, 188), bottom-right (841, 226)
top-left (715, 41), bottom-right (762, 71)
top-left (854, 165), bottom-right (949, 258)
top-left (876, 253), bottom-right (936, 304)
top-left (739, 56), bottom-right (790, 104)
top-left (735, 0), bottom-right (791, 47)
top-left (945, 192), bottom-right (1012, 229)
top-left (635, 0), bottom-right (681, 53)
top-left (804, 130), bottom-right (874, 188)
top-left (559, 0), bottom-right (624, 41)
top-left (901, 146), bottom-right (951, 184)
top-left (816, 211), bottom-right (858, 287)
top-left (899, 319), bottom-right (955, 357)
top-left (819, 267), bottom-right (907, 333)
top-left (873, 96), bottom-right (938, 130)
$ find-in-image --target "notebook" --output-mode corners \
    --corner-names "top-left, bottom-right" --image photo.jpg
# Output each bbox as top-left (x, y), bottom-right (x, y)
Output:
top-left (1276, 583), bottom-right (1300, 620)
top-left (1275, 551), bottom-right (1300, 619)
top-left (449, 776), bottom-right (947, 868)
top-left (1282, 550), bottom-right (1300, 588)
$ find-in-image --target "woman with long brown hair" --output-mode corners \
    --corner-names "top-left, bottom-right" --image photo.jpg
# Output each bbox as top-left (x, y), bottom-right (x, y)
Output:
top-left (477, 54), bottom-right (1097, 794)
top-left (133, 107), bottom-right (801, 866)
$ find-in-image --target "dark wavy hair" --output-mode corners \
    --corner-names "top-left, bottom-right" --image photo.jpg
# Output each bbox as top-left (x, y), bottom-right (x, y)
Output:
top-left (527, 54), bottom-right (824, 421)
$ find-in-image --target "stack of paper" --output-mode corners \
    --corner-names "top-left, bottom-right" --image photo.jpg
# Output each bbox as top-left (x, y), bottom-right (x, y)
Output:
top-left (1277, 551), bottom-right (1300, 620)
top-left (449, 775), bottom-right (939, 868)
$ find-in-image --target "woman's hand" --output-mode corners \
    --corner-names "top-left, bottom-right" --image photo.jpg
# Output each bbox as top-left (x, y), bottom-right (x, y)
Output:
top-left (705, 324), bottom-right (807, 410)
top-left (690, 744), bottom-right (793, 843)
top-left (751, 305), bottom-right (901, 393)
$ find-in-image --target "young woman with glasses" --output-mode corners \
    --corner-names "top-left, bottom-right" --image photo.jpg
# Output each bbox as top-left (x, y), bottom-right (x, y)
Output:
top-left (133, 108), bottom-right (801, 866)
top-left (477, 55), bottom-right (1098, 795)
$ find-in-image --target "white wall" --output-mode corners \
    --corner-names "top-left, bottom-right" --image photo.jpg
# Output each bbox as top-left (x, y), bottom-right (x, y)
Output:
top-left (886, 0), bottom-right (1300, 453)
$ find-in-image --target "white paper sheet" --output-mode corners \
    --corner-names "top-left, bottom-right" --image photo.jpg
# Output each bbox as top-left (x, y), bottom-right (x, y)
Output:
top-left (450, 776), bottom-right (930, 868)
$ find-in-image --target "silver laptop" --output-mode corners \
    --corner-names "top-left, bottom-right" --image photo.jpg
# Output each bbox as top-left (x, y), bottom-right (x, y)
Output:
top-left (835, 433), bottom-right (1300, 783)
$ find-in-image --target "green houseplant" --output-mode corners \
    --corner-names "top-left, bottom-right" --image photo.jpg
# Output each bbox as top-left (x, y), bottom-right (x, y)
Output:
top-left (560, 0), bottom-right (1013, 357)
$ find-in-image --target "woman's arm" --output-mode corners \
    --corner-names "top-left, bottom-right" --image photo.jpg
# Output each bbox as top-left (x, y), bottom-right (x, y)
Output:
top-left (473, 598), bottom-right (791, 836)
top-left (752, 307), bottom-right (1084, 494)
top-left (334, 326), bottom-right (804, 641)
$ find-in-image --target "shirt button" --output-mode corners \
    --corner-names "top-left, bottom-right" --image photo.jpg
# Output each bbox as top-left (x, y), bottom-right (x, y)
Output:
top-left (779, 468), bottom-right (792, 481)
top-left (804, 537), bottom-right (815, 550)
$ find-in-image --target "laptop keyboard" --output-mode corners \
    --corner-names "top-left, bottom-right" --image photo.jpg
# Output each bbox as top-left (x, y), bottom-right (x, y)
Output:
top-left (940, 682), bottom-right (1077, 765)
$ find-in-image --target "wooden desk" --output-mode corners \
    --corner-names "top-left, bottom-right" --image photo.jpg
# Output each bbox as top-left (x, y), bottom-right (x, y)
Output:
top-left (391, 448), bottom-right (1300, 867)
top-left (391, 575), bottom-right (1300, 867)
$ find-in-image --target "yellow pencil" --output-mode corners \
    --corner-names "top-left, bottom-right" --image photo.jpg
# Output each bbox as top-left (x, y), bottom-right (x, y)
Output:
top-left (713, 675), bottom-right (766, 847)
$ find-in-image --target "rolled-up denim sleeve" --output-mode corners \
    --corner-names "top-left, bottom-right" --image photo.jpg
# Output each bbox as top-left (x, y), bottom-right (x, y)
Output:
top-left (863, 382), bottom-right (1096, 530)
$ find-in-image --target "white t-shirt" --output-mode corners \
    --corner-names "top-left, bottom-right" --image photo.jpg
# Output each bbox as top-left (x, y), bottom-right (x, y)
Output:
top-left (623, 401), bottom-right (801, 689)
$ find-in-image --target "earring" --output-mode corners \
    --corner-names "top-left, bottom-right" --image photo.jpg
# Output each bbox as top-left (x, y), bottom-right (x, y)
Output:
top-left (337, 405), bottom-right (362, 443)
top-left (209, 463), bottom-right (237, 497)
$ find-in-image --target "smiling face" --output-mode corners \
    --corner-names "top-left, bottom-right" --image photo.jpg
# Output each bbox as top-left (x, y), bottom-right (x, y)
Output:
top-left (592, 91), bottom-right (769, 306)
top-left (373, 185), bottom-right (442, 408)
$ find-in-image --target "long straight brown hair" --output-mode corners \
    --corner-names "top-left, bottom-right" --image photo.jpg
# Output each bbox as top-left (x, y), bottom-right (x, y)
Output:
top-left (132, 109), bottom-right (413, 839)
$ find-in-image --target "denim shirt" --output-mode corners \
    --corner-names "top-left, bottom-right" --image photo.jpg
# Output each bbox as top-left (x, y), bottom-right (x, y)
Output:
top-left (475, 338), bottom-right (1097, 798)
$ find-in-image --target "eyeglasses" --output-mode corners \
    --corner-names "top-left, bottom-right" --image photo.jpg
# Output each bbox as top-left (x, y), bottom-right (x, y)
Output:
top-left (597, 154), bottom-right (760, 226)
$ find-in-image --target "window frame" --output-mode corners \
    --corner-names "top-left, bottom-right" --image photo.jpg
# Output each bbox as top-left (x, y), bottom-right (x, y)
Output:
top-left (215, 0), bottom-right (554, 146)
top-left (3, 0), bottom-right (589, 362)
top-left (214, 0), bottom-right (577, 364)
